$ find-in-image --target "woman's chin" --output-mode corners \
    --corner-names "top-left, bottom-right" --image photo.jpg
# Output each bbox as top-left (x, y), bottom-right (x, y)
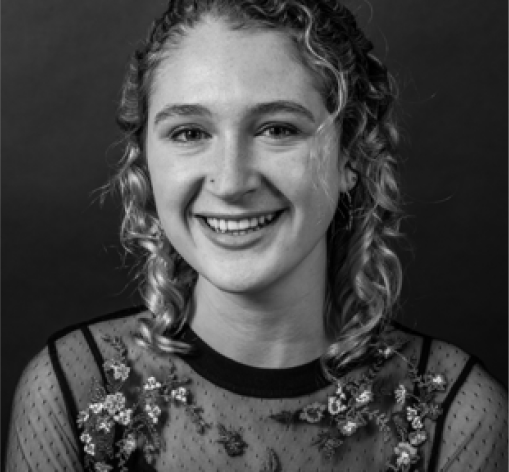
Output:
top-left (199, 267), bottom-right (276, 296)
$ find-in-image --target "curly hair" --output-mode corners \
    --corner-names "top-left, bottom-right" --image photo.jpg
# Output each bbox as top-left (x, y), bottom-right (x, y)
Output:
top-left (112, 0), bottom-right (403, 380)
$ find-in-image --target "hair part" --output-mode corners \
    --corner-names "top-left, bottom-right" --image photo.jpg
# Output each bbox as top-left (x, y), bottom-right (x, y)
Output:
top-left (111, 0), bottom-right (403, 380)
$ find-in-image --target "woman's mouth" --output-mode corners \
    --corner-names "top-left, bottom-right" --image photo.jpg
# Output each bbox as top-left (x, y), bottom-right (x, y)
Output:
top-left (199, 210), bottom-right (285, 236)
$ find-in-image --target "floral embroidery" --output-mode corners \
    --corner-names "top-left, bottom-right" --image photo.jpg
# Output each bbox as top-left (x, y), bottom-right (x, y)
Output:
top-left (270, 341), bottom-right (391, 460)
top-left (77, 335), bottom-right (210, 471)
top-left (299, 402), bottom-right (327, 423)
top-left (216, 423), bottom-right (249, 457)
top-left (395, 384), bottom-right (407, 404)
top-left (77, 329), bottom-right (448, 472)
top-left (392, 442), bottom-right (419, 469)
top-left (270, 333), bottom-right (448, 471)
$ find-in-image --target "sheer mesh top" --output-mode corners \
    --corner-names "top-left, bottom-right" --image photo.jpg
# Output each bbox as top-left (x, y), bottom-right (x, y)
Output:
top-left (6, 307), bottom-right (508, 472)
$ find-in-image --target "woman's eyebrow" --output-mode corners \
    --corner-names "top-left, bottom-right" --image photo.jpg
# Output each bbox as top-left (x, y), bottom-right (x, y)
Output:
top-left (154, 104), bottom-right (211, 126)
top-left (249, 101), bottom-right (316, 123)
top-left (153, 100), bottom-right (316, 126)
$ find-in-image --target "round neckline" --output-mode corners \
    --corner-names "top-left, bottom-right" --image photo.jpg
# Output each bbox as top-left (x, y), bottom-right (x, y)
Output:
top-left (176, 324), bottom-right (331, 398)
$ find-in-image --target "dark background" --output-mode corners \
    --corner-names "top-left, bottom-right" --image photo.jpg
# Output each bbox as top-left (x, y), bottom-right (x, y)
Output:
top-left (2, 0), bottom-right (507, 462)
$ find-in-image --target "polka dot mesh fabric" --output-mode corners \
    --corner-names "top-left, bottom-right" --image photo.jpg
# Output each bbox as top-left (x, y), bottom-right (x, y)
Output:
top-left (5, 310), bottom-right (508, 471)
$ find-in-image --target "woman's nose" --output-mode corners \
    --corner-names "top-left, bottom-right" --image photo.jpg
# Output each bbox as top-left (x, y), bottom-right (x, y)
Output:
top-left (206, 137), bottom-right (260, 201)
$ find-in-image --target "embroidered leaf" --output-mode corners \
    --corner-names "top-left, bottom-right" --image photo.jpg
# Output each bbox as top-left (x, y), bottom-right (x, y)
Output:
top-left (312, 430), bottom-right (343, 459)
top-left (216, 423), bottom-right (248, 457)
top-left (89, 377), bottom-right (108, 403)
top-left (269, 410), bottom-right (301, 426)
top-left (421, 401), bottom-right (443, 421)
top-left (392, 414), bottom-right (408, 442)
top-left (185, 404), bottom-right (211, 434)
top-left (102, 335), bottom-right (128, 360)
top-left (260, 447), bottom-right (282, 472)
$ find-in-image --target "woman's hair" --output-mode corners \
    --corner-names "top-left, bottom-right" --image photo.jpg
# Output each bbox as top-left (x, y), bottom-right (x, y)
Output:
top-left (113, 0), bottom-right (402, 379)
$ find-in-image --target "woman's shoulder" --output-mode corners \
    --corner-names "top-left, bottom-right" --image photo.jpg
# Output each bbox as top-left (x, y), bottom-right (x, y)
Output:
top-left (16, 306), bottom-right (151, 410)
top-left (388, 320), bottom-right (508, 471)
top-left (6, 307), bottom-right (152, 470)
top-left (389, 320), bottom-right (507, 408)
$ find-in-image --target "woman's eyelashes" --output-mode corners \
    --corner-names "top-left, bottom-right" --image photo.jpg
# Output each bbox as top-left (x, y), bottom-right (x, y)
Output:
top-left (169, 126), bottom-right (210, 144)
top-left (257, 123), bottom-right (301, 140)
top-left (165, 122), bottom-right (303, 145)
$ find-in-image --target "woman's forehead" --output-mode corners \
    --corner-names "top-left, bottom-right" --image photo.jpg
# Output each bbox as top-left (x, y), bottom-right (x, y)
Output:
top-left (148, 19), bottom-right (328, 122)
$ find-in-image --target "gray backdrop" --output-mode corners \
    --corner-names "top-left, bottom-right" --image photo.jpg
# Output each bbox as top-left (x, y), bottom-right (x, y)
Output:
top-left (2, 0), bottom-right (507, 462)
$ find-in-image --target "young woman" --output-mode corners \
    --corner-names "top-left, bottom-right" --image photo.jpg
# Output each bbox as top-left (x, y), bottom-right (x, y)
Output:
top-left (6, 1), bottom-right (507, 471)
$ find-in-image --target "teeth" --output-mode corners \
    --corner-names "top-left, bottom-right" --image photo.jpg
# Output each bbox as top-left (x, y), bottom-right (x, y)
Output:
top-left (227, 220), bottom-right (239, 231)
top-left (205, 212), bottom-right (279, 234)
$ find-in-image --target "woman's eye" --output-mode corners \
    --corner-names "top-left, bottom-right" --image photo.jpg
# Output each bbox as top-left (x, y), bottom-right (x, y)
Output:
top-left (170, 128), bottom-right (209, 143)
top-left (259, 125), bottom-right (298, 139)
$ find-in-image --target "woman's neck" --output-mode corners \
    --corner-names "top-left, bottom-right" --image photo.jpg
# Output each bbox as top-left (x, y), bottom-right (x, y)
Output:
top-left (189, 253), bottom-right (330, 369)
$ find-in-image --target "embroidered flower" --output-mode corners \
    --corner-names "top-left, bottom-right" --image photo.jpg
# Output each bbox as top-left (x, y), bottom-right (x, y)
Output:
top-left (395, 384), bottom-right (407, 404)
top-left (77, 410), bottom-right (89, 427)
top-left (144, 376), bottom-right (162, 391)
top-left (338, 420), bottom-right (358, 436)
top-left (145, 403), bottom-right (162, 424)
top-left (406, 407), bottom-right (418, 421)
top-left (429, 373), bottom-right (447, 391)
top-left (84, 442), bottom-right (96, 456)
top-left (379, 346), bottom-right (395, 359)
top-left (89, 403), bottom-right (103, 414)
top-left (104, 359), bottom-right (130, 382)
top-left (80, 432), bottom-right (92, 444)
top-left (355, 388), bottom-right (373, 406)
top-left (114, 408), bottom-right (133, 426)
top-left (94, 463), bottom-right (113, 472)
top-left (118, 433), bottom-right (137, 456)
top-left (328, 395), bottom-right (347, 415)
top-left (409, 430), bottom-right (427, 446)
top-left (335, 384), bottom-right (347, 399)
top-left (97, 416), bottom-right (114, 433)
top-left (394, 441), bottom-right (418, 467)
top-left (299, 402), bottom-right (326, 423)
top-left (328, 383), bottom-right (348, 415)
top-left (143, 443), bottom-right (158, 464)
top-left (171, 386), bottom-right (190, 404)
top-left (411, 416), bottom-right (423, 430)
top-left (103, 392), bottom-right (126, 416)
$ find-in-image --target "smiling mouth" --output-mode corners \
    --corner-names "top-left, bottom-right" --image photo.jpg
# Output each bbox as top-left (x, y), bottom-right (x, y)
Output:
top-left (198, 210), bottom-right (285, 235)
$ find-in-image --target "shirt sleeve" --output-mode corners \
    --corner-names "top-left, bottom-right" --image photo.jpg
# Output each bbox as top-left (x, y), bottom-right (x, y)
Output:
top-left (5, 346), bottom-right (83, 472)
top-left (436, 362), bottom-right (508, 472)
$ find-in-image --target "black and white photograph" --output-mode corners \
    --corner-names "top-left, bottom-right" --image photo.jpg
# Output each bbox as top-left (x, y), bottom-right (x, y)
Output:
top-left (3, 1), bottom-right (507, 471)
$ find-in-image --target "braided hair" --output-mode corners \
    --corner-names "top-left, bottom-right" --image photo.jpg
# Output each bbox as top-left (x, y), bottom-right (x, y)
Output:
top-left (113, 0), bottom-right (402, 379)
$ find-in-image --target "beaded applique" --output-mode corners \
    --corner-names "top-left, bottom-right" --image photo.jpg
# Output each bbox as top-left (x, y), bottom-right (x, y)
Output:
top-left (77, 332), bottom-right (447, 472)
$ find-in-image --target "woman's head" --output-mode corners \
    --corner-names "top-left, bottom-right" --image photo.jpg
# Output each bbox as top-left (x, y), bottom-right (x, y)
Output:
top-left (145, 17), bottom-right (348, 297)
top-left (114, 0), bottom-right (402, 374)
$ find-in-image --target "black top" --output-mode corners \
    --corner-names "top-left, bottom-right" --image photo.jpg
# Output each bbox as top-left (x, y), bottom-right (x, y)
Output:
top-left (5, 306), bottom-right (508, 472)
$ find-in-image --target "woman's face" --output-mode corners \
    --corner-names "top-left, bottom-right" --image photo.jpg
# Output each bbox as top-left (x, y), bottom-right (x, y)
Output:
top-left (146, 18), bottom-right (349, 294)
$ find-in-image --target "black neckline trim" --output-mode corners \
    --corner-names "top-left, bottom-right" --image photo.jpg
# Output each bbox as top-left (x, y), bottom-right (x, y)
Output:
top-left (176, 324), bottom-right (331, 398)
